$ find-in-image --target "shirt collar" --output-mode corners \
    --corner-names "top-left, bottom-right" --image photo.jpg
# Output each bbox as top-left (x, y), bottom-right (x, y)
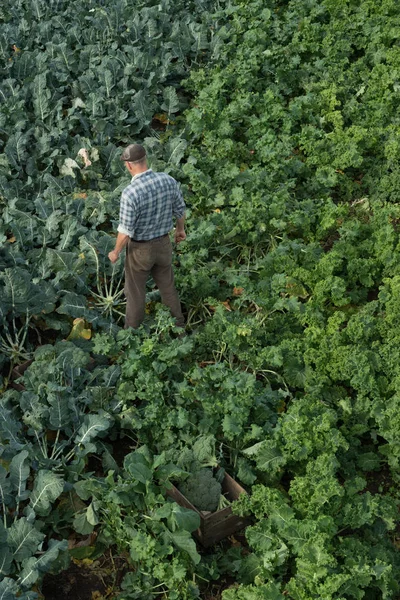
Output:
top-left (131, 168), bottom-right (152, 182)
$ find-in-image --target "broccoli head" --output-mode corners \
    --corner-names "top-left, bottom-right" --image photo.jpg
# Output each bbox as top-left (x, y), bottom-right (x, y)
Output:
top-left (178, 468), bottom-right (221, 512)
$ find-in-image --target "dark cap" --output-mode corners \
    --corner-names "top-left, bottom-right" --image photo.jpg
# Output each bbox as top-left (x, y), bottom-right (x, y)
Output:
top-left (120, 144), bottom-right (147, 162)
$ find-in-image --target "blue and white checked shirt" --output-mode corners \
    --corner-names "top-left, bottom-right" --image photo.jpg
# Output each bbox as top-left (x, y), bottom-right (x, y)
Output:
top-left (117, 169), bottom-right (186, 240)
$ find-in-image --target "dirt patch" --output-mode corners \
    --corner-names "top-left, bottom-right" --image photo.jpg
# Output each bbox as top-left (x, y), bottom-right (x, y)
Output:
top-left (42, 551), bottom-right (127, 600)
top-left (364, 463), bottom-right (393, 495)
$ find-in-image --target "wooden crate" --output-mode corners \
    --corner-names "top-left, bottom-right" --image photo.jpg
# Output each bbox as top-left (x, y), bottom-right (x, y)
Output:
top-left (10, 359), bottom-right (34, 391)
top-left (167, 472), bottom-right (250, 547)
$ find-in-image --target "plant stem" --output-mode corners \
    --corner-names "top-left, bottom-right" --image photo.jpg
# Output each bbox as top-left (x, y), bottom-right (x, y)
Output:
top-left (50, 429), bottom-right (61, 460)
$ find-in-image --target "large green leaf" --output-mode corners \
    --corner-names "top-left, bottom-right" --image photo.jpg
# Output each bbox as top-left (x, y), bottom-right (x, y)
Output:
top-left (7, 518), bottom-right (45, 562)
top-left (0, 577), bottom-right (18, 600)
top-left (57, 216), bottom-right (87, 251)
top-left (167, 530), bottom-right (200, 565)
top-left (166, 136), bottom-right (187, 166)
top-left (161, 86), bottom-right (180, 115)
top-left (0, 269), bottom-right (32, 315)
top-left (36, 538), bottom-right (68, 572)
top-left (32, 72), bottom-right (51, 122)
top-left (0, 465), bottom-right (12, 508)
top-left (131, 89), bottom-right (155, 129)
top-left (0, 546), bottom-right (13, 577)
top-left (0, 409), bottom-right (23, 449)
top-left (170, 504), bottom-right (200, 533)
top-left (48, 394), bottom-right (71, 431)
top-left (44, 248), bottom-right (84, 280)
top-left (16, 557), bottom-right (38, 590)
top-left (356, 452), bottom-right (381, 472)
top-left (4, 131), bottom-right (29, 171)
top-left (0, 267), bottom-right (56, 318)
top-left (123, 451), bottom-right (152, 485)
top-left (18, 539), bottom-right (68, 589)
top-left (19, 391), bottom-right (47, 434)
top-left (72, 511), bottom-right (94, 535)
top-left (9, 450), bottom-right (30, 502)
top-left (243, 441), bottom-right (286, 474)
top-left (56, 291), bottom-right (91, 320)
top-left (29, 470), bottom-right (64, 516)
top-left (74, 412), bottom-right (113, 446)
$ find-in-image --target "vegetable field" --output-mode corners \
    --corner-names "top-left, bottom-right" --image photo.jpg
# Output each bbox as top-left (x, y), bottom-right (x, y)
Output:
top-left (1, 0), bottom-right (400, 598)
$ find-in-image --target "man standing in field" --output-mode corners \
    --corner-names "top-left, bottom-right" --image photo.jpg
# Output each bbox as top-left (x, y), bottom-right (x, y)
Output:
top-left (108, 143), bottom-right (186, 329)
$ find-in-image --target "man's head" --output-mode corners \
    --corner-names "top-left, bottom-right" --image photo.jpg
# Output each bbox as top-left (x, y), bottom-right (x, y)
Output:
top-left (121, 144), bottom-right (147, 175)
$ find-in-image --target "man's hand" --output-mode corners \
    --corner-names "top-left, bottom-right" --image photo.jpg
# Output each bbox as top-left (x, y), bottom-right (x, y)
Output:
top-left (108, 250), bottom-right (120, 264)
top-left (175, 228), bottom-right (186, 244)
top-left (175, 215), bottom-right (186, 244)
top-left (108, 233), bottom-right (129, 263)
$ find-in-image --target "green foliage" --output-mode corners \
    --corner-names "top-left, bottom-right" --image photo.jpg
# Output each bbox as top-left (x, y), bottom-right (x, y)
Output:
top-left (75, 448), bottom-right (203, 599)
top-left (0, 451), bottom-right (67, 593)
top-left (231, 483), bottom-right (399, 599)
top-left (0, 0), bottom-right (218, 344)
top-left (0, 341), bottom-right (119, 593)
top-left (2, 0), bottom-right (400, 597)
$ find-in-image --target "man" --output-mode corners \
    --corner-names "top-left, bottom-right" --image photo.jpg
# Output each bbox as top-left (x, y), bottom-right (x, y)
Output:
top-left (108, 143), bottom-right (186, 329)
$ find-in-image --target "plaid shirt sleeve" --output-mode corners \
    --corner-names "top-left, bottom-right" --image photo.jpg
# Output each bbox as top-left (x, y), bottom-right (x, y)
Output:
top-left (117, 189), bottom-right (137, 237)
top-left (172, 181), bottom-right (186, 219)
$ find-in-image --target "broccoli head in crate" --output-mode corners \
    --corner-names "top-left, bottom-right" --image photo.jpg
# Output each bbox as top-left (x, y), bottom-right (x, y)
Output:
top-left (178, 468), bottom-right (221, 512)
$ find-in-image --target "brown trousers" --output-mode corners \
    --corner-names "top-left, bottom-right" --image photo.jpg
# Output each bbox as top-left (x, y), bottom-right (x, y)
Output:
top-left (124, 234), bottom-right (184, 329)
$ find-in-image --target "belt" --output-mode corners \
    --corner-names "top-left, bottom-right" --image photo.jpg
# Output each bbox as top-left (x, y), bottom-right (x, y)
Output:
top-left (130, 233), bottom-right (168, 243)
